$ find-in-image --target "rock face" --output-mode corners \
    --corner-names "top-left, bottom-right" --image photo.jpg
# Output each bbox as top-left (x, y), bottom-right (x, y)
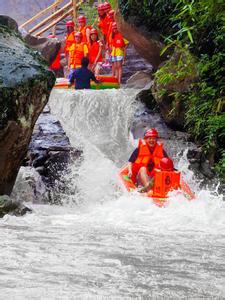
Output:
top-left (0, 15), bottom-right (55, 196)
top-left (116, 12), bottom-right (163, 69)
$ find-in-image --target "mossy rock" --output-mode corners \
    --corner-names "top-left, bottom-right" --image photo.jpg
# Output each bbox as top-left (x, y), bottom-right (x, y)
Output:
top-left (0, 15), bottom-right (55, 195)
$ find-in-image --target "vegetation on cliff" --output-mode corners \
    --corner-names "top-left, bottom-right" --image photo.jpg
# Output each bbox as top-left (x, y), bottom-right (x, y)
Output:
top-left (120, 0), bottom-right (225, 181)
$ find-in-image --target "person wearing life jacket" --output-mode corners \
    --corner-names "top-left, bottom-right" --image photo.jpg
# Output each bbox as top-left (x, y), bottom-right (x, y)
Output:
top-left (106, 10), bottom-right (115, 48)
top-left (88, 28), bottom-right (103, 75)
top-left (77, 15), bottom-right (91, 44)
top-left (64, 20), bottom-right (75, 57)
top-left (97, 3), bottom-right (110, 41)
top-left (104, 2), bottom-right (112, 14)
top-left (48, 34), bottom-right (62, 77)
top-left (111, 22), bottom-right (129, 84)
top-left (128, 128), bottom-right (169, 193)
top-left (68, 32), bottom-right (89, 80)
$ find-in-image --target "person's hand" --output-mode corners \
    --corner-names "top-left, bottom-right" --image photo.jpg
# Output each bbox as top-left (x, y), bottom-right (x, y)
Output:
top-left (128, 170), bottom-right (132, 178)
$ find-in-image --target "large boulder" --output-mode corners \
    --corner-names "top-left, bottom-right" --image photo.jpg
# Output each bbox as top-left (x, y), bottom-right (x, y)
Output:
top-left (0, 15), bottom-right (55, 196)
top-left (22, 33), bottom-right (61, 66)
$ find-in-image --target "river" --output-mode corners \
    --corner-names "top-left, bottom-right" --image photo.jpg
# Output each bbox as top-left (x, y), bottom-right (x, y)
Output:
top-left (0, 89), bottom-right (224, 299)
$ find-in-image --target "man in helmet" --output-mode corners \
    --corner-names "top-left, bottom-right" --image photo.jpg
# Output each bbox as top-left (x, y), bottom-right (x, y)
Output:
top-left (77, 15), bottom-right (91, 44)
top-left (128, 128), bottom-right (169, 193)
top-left (97, 3), bottom-right (110, 41)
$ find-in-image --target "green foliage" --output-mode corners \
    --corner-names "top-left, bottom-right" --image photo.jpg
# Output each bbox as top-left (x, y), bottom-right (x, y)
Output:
top-left (155, 44), bottom-right (197, 86)
top-left (119, 0), bottom-right (225, 181)
top-left (79, 2), bottom-right (98, 27)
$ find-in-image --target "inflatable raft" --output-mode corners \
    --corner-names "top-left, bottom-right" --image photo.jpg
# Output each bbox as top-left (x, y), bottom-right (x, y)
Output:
top-left (54, 75), bottom-right (120, 90)
top-left (118, 164), bottom-right (195, 207)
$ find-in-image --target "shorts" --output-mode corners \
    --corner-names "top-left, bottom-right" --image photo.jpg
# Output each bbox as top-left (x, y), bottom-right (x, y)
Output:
top-left (111, 56), bottom-right (124, 62)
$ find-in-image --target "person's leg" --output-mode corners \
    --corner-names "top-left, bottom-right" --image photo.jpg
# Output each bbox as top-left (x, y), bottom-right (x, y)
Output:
top-left (112, 58), bottom-right (116, 76)
top-left (117, 60), bottom-right (123, 84)
top-left (114, 61), bottom-right (119, 79)
top-left (95, 62), bottom-right (101, 75)
top-left (137, 167), bottom-right (154, 192)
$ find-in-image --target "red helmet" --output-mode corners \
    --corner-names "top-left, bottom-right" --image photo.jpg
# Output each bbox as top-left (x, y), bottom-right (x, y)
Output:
top-left (78, 15), bottom-right (86, 23)
top-left (112, 22), bottom-right (117, 29)
top-left (97, 4), bottom-right (105, 11)
top-left (75, 31), bottom-right (83, 38)
top-left (144, 128), bottom-right (159, 139)
top-left (104, 2), bottom-right (111, 10)
top-left (90, 28), bottom-right (98, 35)
top-left (48, 34), bottom-right (56, 38)
top-left (66, 20), bottom-right (74, 27)
top-left (160, 157), bottom-right (174, 171)
top-left (108, 10), bottom-right (115, 17)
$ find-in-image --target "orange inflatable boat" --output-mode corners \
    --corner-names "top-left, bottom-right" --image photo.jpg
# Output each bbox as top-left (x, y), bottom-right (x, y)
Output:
top-left (54, 75), bottom-right (119, 90)
top-left (118, 164), bottom-right (195, 207)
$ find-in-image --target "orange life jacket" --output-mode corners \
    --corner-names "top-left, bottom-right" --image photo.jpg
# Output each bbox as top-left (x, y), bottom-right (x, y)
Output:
top-left (65, 32), bottom-right (75, 55)
top-left (79, 25), bottom-right (92, 43)
top-left (106, 22), bottom-right (113, 46)
top-left (88, 41), bottom-right (103, 64)
top-left (112, 33), bottom-right (125, 48)
top-left (131, 139), bottom-right (164, 182)
top-left (98, 15), bottom-right (110, 36)
top-left (151, 169), bottom-right (181, 198)
top-left (69, 42), bottom-right (86, 68)
top-left (50, 47), bottom-right (61, 70)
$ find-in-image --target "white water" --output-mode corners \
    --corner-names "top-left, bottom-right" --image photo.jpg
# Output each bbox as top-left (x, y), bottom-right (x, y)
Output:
top-left (0, 89), bottom-right (224, 299)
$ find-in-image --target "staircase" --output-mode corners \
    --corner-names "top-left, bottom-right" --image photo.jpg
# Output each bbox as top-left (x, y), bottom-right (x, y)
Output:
top-left (122, 44), bottom-right (153, 83)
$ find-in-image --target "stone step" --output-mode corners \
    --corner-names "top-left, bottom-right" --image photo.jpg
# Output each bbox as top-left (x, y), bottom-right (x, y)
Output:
top-left (122, 44), bottom-right (153, 83)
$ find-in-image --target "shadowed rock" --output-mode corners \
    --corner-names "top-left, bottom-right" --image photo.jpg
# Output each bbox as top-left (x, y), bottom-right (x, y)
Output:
top-left (0, 15), bottom-right (55, 195)
top-left (23, 33), bottom-right (61, 66)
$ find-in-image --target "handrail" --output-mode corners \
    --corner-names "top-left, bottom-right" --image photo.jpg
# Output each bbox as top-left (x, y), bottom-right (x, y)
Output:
top-left (29, 2), bottom-right (72, 34)
top-left (35, 8), bottom-right (74, 36)
top-left (20, 0), bottom-right (63, 28)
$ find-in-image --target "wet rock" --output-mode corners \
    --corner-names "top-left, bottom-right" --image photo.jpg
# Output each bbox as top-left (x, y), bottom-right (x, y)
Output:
top-left (12, 166), bottom-right (49, 203)
top-left (0, 16), bottom-right (55, 196)
top-left (126, 70), bottom-right (153, 89)
top-left (0, 195), bottom-right (32, 218)
top-left (21, 105), bottom-right (79, 203)
top-left (136, 89), bottom-right (159, 112)
top-left (199, 157), bottom-right (215, 179)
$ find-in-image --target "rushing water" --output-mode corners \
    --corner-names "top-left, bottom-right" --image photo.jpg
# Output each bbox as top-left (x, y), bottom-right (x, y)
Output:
top-left (0, 89), bottom-right (224, 299)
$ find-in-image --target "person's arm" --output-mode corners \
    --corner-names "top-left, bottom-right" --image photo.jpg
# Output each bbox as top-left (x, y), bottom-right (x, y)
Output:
top-left (128, 148), bottom-right (139, 178)
top-left (93, 42), bottom-right (103, 67)
top-left (69, 69), bottom-right (76, 85)
top-left (90, 71), bottom-right (101, 84)
top-left (84, 44), bottom-right (89, 58)
top-left (128, 162), bottom-right (133, 178)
